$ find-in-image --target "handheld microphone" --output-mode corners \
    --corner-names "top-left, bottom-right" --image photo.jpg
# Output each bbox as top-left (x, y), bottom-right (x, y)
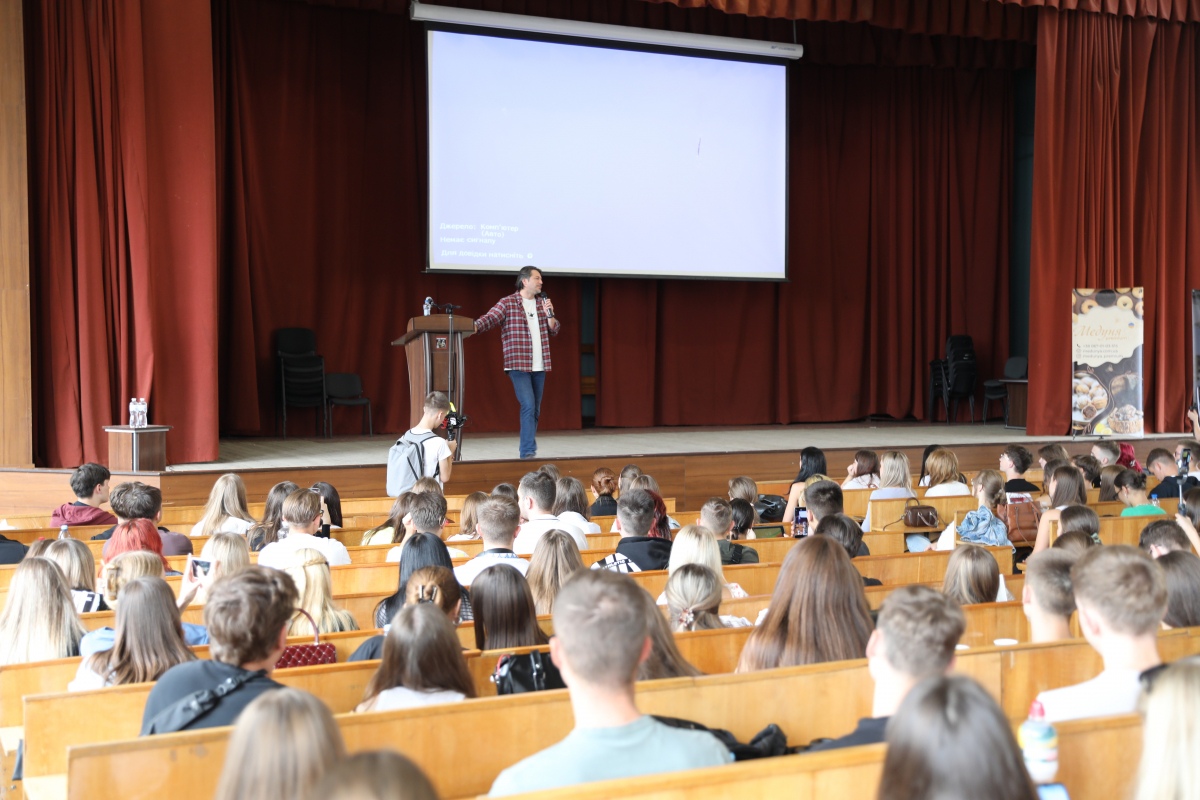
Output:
top-left (537, 292), bottom-right (555, 318)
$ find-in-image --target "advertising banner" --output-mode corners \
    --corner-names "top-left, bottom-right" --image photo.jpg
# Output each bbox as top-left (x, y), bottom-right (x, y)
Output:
top-left (1071, 288), bottom-right (1144, 437)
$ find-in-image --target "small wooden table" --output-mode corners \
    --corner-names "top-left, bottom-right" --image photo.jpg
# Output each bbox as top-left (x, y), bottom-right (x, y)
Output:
top-left (999, 379), bottom-right (1029, 429)
top-left (104, 426), bottom-right (172, 472)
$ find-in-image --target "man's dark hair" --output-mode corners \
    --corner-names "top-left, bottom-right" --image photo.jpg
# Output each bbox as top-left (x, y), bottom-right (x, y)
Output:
top-left (1072, 455), bottom-right (1102, 488)
top-left (1002, 445), bottom-right (1033, 475)
top-left (1139, 520), bottom-right (1191, 554)
top-left (518, 471), bottom-right (556, 513)
top-left (815, 513), bottom-right (864, 560)
top-left (616, 489), bottom-right (656, 538)
top-left (804, 480), bottom-right (843, 523)
top-left (204, 567), bottom-right (298, 666)
top-left (70, 463), bottom-right (111, 500)
top-left (108, 481), bottom-right (163, 521)
top-left (410, 491), bottom-right (449, 533)
top-left (1147, 448), bottom-right (1177, 470)
top-left (515, 265), bottom-right (541, 290)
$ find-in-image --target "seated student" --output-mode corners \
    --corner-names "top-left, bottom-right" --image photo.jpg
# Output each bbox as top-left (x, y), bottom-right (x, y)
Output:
top-left (809, 585), bottom-right (965, 751)
top-left (878, 675), bottom-right (1039, 800)
top-left (363, 492), bottom-right (416, 548)
top-left (45, 537), bottom-right (105, 612)
top-left (1098, 464), bottom-right (1124, 502)
top-left (1073, 454), bottom-right (1103, 489)
top-left (1053, 530), bottom-right (1096, 557)
top-left (553, 477), bottom-right (602, 534)
top-left (1177, 436), bottom-right (1200, 479)
top-left (93, 481), bottom-right (192, 556)
top-left (1174, 486), bottom-right (1200, 553)
top-left (1158, 550), bottom-right (1200, 628)
top-left (1038, 443), bottom-right (1071, 469)
top-left (1036, 545), bottom-right (1167, 722)
top-left (1092, 439), bottom-right (1120, 469)
top-left (1147, 447), bottom-right (1200, 500)
top-left (861, 451), bottom-right (918, 537)
top-left (738, 535), bottom-right (874, 670)
top-left (447, 491), bottom-right (488, 542)
top-left (539, 463), bottom-right (562, 483)
top-left (803, 480), bottom-right (865, 551)
top-left (355, 603), bottom-right (476, 712)
top-left (104, 518), bottom-right (177, 574)
top-left (728, 475), bottom-right (758, 506)
top-left (1139, 519), bottom-right (1192, 558)
top-left (637, 588), bottom-right (702, 681)
top-left (1021, 550), bottom-right (1077, 643)
top-left (377, 533), bottom-right (471, 628)
top-left (942, 545), bottom-right (1009, 605)
top-left (948, 470), bottom-right (1013, 550)
top-left (660, 525), bottom-right (748, 602)
top-left (923, 449), bottom-right (970, 497)
top-left (641, 489), bottom-right (674, 540)
top-left (387, 492), bottom-right (466, 561)
top-left (51, 462), bottom-right (117, 528)
top-left (70, 576), bottom-right (196, 691)
top-left (528, 530), bottom-right (585, 615)
top-left (1002, 444), bottom-right (1042, 492)
top-left (588, 467), bottom-right (618, 517)
top-left (199, 532), bottom-right (252, 581)
top-left (628, 475), bottom-right (681, 531)
top-left (841, 449), bottom-right (881, 490)
top-left (284, 548), bottom-right (358, 636)
top-left (699, 497), bottom-right (759, 565)
top-left (192, 473), bottom-right (257, 538)
top-left (0, 528), bottom-right (27, 564)
top-left (730, 498), bottom-right (758, 541)
top-left (488, 570), bottom-right (730, 795)
top-left (454, 496), bottom-right (527, 586)
top-left (783, 446), bottom-right (829, 524)
top-left (665, 563), bottom-right (751, 631)
top-left (89, 550), bottom-right (210, 652)
top-left (513, 471), bottom-right (587, 554)
top-left (471, 565), bottom-right (549, 651)
top-left (1116, 469), bottom-right (1168, 517)
top-left (0, 557), bottom-right (86, 665)
top-left (1059, 504), bottom-right (1102, 546)
top-left (592, 489), bottom-right (672, 573)
top-left (1133, 660), bottom-right (1200, 800)
top-left (814, 514), bottom-right (880, 586)
top-left (316, 750), bottom-right (439, 800)
top-left (1032, 464), bottom-right (1090, 553)
top-left (1118, 441), bottom-right (1141, 470)
top-left (349, 565), bottom-right (463, 663)
top-left (213, 688), bottom-right (346, 800)
top-left (492, 482), bottom-right (519, 500)
top-left (141, 567), bottom-right (298, 735)
top-left (246, 481), bottom-right (299, 551)
top-left (617, 463), bottom-right (643, 497)
top-left (310, 481), bottom-right (343, 528)
top-left (258, 489), bottom-right (350, 568)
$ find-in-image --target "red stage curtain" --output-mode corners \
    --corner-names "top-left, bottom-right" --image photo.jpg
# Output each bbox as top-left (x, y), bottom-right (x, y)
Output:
top-left (24, 0), bottom-right (218, 467)
top-left (1025, 8), bottom-right (1200, 435)
top-left (996, 0), bottom-right (1200, 25)
top-left (599, 65), bottom-right (1013, 426)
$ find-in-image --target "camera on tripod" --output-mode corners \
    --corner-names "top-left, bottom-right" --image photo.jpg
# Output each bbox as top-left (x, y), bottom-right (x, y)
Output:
top-left (443, 411), bottom-right (468, 441)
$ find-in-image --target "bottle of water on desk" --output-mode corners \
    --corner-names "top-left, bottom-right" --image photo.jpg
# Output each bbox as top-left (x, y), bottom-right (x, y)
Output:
top-left (58, 524), bottom-right (69, 540)
top-left (139, 398), bottom-right (148, 427)
top-left (129, 397), bottom-right (138, 427)
top-left (1019, 700), bottom-right (1058, 784)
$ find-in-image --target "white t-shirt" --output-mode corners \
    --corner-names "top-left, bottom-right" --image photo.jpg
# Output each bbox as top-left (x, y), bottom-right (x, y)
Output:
top-left (925, 482), bottom-right (971, 497)
top-left (513, 515), bottom-right (588, 555)
top-left (843, 474), bottom-right (880, 490)
top-left (192, 516), bottom-right (254, 537)
top-left (373, 686), bottom-right (465, 711)
top-left (521, 297), bottom-right (544, 372)
top-left (557, 510), bottom-right (601, 534)
top-left (258, 532), bottom-right (351, 568)
top-left (1036, 668), bottom-right (1145, 723)
top-left (454, 550), bottom-right (530, 586)
top-left (408, 427), bottom-right (453, 488)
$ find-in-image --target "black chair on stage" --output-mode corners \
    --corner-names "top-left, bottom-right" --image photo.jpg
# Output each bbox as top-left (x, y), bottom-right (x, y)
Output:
top-left (938, 335), bottom-right (979, 424)
top-left (983, 356), bottom-right (1028, 424)
top-left (325, 373), bottom-right (373, 437)
top-left (276, 327), bottom-right (327, 439)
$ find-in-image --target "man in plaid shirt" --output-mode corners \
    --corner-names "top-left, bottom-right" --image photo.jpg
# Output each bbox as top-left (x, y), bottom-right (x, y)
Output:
top-left (474, 266), bottom-right (561, 459)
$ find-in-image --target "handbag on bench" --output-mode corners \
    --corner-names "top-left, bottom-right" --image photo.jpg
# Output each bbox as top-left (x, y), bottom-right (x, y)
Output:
top-left (275, 609), bottom-right (337, 669)
top-left (883, 497), bottom-right (942, 530)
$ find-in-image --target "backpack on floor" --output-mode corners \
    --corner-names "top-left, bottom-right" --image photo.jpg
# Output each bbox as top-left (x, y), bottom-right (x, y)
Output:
top-left (386, 430), bottom-right (439, 497)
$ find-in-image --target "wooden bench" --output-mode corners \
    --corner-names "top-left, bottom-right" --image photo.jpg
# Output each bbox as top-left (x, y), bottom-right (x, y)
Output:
top-left (868, 496), bottom-right (979, 532)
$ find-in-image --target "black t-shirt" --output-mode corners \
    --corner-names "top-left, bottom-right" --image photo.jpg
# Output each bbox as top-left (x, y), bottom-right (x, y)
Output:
top-left (141, 660), bottom-right (282, 734)
top-left (590, 495), bottom-right (618, 517)
top-left (806, 716), bottom-right (889, 752)
top-left (1005, 478), bottom-right (1040, 493)
top-left (0, 535), bottom-right (28, 564)
top-left (348, 636), bottom-right (385, 662)
top-left (1150, 475), bottom-right (1199, 500)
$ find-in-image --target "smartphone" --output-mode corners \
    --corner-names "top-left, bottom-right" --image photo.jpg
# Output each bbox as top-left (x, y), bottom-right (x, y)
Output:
top-left (191, 559), bottom-right (212, 577)
top-left (1036, 784), bottom-right (1070, 800)
top-left (796, 507), bottom-right (809, 536)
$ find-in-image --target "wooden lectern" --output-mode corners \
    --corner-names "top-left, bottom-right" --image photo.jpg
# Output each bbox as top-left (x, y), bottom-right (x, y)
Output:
top-left (392, 314), bottom-right (475, 429)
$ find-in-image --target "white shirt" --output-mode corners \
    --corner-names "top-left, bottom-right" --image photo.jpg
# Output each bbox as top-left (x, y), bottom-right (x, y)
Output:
top-left (193, 517), bottom-right (254, 537)
top-left (387, 543), bottom-right (468, 562)
top-left (522, 296), bottom-right (544, 372)
top-left (454, 550), bottom-right (530, 586)
top-left (258, 532), bottom-right (351, 568)
top-left (843, 474), bottom-right (880, 490)
top-left (373, 686), bottom-right (465, 711)
top-left (1036, 669), bottom-right (1144, 723)
top-left (557, 510), bottom-right (601, 535)
top-left (513, 514), bottom-right (587, 555)
top-left (408, 426), bottom-right (453, 488)
top-left (925, 482), bottom-right (971, 497)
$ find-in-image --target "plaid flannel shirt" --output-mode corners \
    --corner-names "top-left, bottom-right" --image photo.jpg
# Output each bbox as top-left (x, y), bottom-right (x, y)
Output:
top-left (474, 292), bottom-right (557, 372)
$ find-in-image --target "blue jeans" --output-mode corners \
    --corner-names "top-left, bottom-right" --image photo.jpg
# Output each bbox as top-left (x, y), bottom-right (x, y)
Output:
top-left (509, 370), bottom-right (546, 458)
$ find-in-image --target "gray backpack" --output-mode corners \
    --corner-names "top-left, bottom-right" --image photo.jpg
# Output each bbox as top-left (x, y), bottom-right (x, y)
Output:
top-left (386, 430), bottom-right (439, 497)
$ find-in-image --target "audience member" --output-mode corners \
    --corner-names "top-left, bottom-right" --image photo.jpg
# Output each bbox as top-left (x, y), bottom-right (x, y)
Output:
top-left (513, 471), bottom-right (586, 553)
top-left (1053, 530), bottom-right (1097, 557)
top-left (141, 567), bottom-right (297, 734)
top-left (1176, 437), bottom-right (1200, 479)
top-left (738, 535), bottom-right (873, 671)
top-left (539, 463), bottom-right (562, 482)
top-left (1174, 486), bottom-right (1200, 553)
top-left (1092, 440), bottom-right (1120, 468)
top-left (45, 537), bottom-right (104, 612)
top-left (349, 566), bottom-right (463, 663)
top-left (1132, 660), bottom-right (1200, 800)
top-left (636, 588), bottom-right (702, 681)
top-left (412, 477), bottom-right (442, 495)
top-left (246, 481), bottom-right (300, 551)
top-left (916, 443), bottom-right (941, 486)
top-left (842, 449), bottom-right (881, 490)
top-left (356, 604), bottom-right (476, 712)
top-left (699, 497), bottom-right (759, 565)
top-left (1147, 447), bottom-right (1199, 500)
top-left (1022, 549), bottom-right (1077, 643)
top-left (447, 491), bottom-right (489, 541)
top-left (199, 531), bottom-right (253, 579)
top-left (104, 518), bottom-right (174, 573)
top-left (527, 530), bottom-right (585, 615)
top-left (0, 557), bottom-right (85, 665)
top-left (999, 445), bottom-right (1038, 493)
top-left (51, 462), bottom-right (116, 527)
top-left (388, 392), bottom-right (456, 495)
top-left (470, 565), bottom-right (549, 651)
top-left (192, 473), bottom-right (257, 538)
top-left (492, 482), bottom-right (519, 500)
top-left (862, 451), bottom-right (918, 540)
top-left (1036, 545), bottom-right (1166, 722)
top-left (665, 563), bottom-right (749, 631)
top-left (1038, 443), bottom-right (1071, 468)
top-left (1158, 551), bottom-right (1200, 628)
top-left (284, 548), bottom-right (358, 636)
top-left (727, 475), bottom-right (759, 507)
top-left (258, 489), bottom-right (350, 568)
top-left (593, 489), bottom-right (672, 573)
top-left (813, 514), bottom-right (880, 586)
top-left (315, 751), bottom-right (439, 800)
top-left (1032, 464), bottom-right (1090, 552)
top-left (663, 525), bottom-right (747, 600)
top-left (1072, 454), bottom-right (1102, 488)
top-left (617, 464), bottom-right (643, 496)
top-left (454, 496), bottom-right (528, 586)
top-left (942, 545), bottom-right (1006, 605)
top-left (212, 687), bottom-right (346, 800)
top-left (783, 447), bottom-right (828, 523)
top-left (589, 468), bottom-right (618, 516)
top-left (488, 570), bottom-right (730, 795)
top-left (553, 477), bottom-right (602, 534)
top-left (1098, 464), bottom-right (1124, 502)
top-left (70, 576), bottom-right (195, 691)
top-left (377, 533), bottom-right (470, 628)
top-left (1118, 441), bottom-right (1141, 471)
top-left (952, 470), bottom-right (1013, 550)
top-left (804, 480), bottom-right (861, 547)
top-left (362, 492), bottom-right (415, 547)
top-left (0, 528), bottom-right (27, 563)
top-left (809, 586), bottom-right (964, 751)
top-left (1058, 504), bottom-right (1102, 546)
top-left (95, 481), bottom-right (192, 556)
top-left (1116, 469), bottom-right (1167, 517)
top-left (877, 675), bottom-right (1038, 800)
top-left (1139, 519), bottom-right (1191, 557)
top-left (923, 449), bottom-right (969, 497)
top-left (386, 492), bottom-right (462, 561)
top-left (730, 498), bottom-right (757, 541)
top-left (310, 481), bottom-right (343, 528)
top-left (93, 550), bottom-right (209, 650)
top-left (628, 475), bottom-right (681, 531)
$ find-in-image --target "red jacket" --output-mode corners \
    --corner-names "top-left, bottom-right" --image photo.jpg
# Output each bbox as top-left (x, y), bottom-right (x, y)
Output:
top-left (51, 503), bottom-right (117, 528)
top-left (474, 292), bottom-right (558, 372)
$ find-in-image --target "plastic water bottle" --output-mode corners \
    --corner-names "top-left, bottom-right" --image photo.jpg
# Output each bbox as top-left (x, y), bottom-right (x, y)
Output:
top-left (1019, 700), bottom-right (1058, 784)
top-left (58, 524), bottom-right (69, 540)
top-left (139, 398), bottom-right (148, 427)
top-left (129, 397), bottom-right (138, 427)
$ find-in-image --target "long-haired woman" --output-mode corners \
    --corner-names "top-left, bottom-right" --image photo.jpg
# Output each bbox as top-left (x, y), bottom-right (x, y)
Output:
top-left (69, 576), bottom-right (196, 691)
top-left (44, 537), bottom-right (105, 613)
top-left (199, 532), bottom-right (252, 582)
top-left (589, 467), bottom-right (618, 516)
top-left (0, 558), bottom-right (86, 665)
top-left (737, 535), bottom-right (874, 672)
top-left (527, 530), bottom-right (584, 615)
top-left (1133, 660), bottom-right (1200, 800)
top-left (842, 450), bottom-right (881, 491)
top-left (953, 470), bottom-right (1012, 549)
top-left (247, 481), bottom-right (300, 551)
top-left (447, 491), bottom-right (489, 541)
top-left (374, 533), bottom-right (470, 628)
top-left (310, 482), bottom-right (343, 528)
top-left (1159, 551), bottom-right (1200, 629)
top-left (783, 447), bottom-right (828, 524)
top-left (861, 451), bottom-right (918, 540)
top-left (662, 525), bottom-right (747, 602)
top-left (315, 751), bottom-right (439, 800)
top-left (1115, 469), bottom-right (1167, 518)
top-left (637, 588), bottom-right (703, 681)
top-left (941, 545), bottom-right (1003, 606)
top-left (405, 566), bottom-right (463, 623)
top-left (362, 492), bottom-right (417, 547)
top-left (92, 551), bottom-right (210, 648)
top-left (1032, 464), bottom-right (1090, 553)
top-left (923, 449), bottom-right (969, 497)
top-left (356, 603), bottom-right (476, 712)
top-left (469, 565), bottom-right (549, 651)
top-left (193, 473), bottom-right (257, 538)
top-left (553, 477), bottom-right (602, 534)
top-left (665, 564), bottom-right (727, 632)
top-left (284, 549), bottom-right (358, 636)
top-left (1098, 464), bottom-right (1125, 503)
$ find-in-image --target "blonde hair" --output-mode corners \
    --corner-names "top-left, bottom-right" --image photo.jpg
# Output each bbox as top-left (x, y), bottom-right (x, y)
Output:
top-left (665, 563), bottom-right (724, 632)
top-left (728, 477), bottom-right (758, 504)
top-left (0, 558), bottom-right (86, 665)
top-left (458, 491), bottom-right (490, 539)
top-left (972, 469), bottom-right (1006, 510)
top-left (194, 473), bottom-right (256, 538)
top-left (412, 477), bottom-right (442, 495)
top-left (200, 532), bottom-right (252, 579)
top-left (925, 449), bottom-right (961, 487)
top-left (1134, 659), bottom-right (1200, 800)
top-left (941, 545), bottom-right (1000, 606)
top-left (667, 525), bottom-right (726, 584)
top-left (44, 538), bottom-right (96, 592)
top-left (315, 751), bottom-right (439, 800)
top-left (284, 549), bottom-right (358, 636)
top-left (879, 451), bottom-right (912, 490)
top-left (527, 530), bottom-right (585, 615)
top-left (213, 688), bottom-right (346, 800)
top-left (102, 551), bottom-right (165, 607)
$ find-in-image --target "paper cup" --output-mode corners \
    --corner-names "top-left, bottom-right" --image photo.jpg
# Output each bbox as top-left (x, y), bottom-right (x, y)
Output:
top-left (993, 638), bottom-right (1019, 646)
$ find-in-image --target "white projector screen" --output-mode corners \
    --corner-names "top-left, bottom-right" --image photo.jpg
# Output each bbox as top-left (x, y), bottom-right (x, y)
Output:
top-left (426, 28), bottom-right (789, 280)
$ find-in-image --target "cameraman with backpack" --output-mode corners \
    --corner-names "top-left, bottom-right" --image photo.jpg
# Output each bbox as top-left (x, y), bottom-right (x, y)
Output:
top-left (388, 392), bottom-right (456, 496)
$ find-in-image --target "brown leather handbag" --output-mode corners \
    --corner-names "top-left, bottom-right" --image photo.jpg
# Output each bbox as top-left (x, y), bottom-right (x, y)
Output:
top-left (275, 609), bottom-right (337, 669)
top-left (885, 497), bottom-right (942, 529)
